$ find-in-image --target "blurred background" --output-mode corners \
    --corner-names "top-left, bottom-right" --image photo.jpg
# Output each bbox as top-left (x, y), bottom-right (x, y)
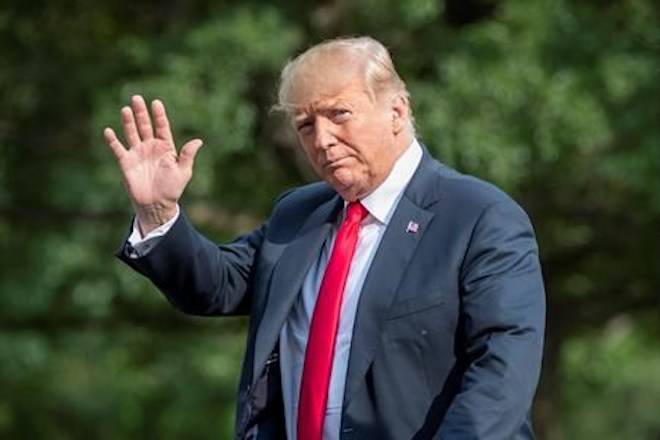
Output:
top-left (1, 0), bottom-right (659, 438)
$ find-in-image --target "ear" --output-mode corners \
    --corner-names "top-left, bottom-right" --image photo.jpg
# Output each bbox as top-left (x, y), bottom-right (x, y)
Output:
top-left (391, 94), bottom-right (409, 135)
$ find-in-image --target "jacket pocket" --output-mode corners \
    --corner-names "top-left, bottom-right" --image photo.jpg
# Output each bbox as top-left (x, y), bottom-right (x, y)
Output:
top-left (386, 291), bottom-right (446, 320)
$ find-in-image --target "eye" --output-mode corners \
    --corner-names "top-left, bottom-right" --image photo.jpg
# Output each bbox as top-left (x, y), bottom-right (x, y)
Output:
top-left (331, 109), bottom-right (351, 122)
top-left (296, 120), bottom-right (313, 134)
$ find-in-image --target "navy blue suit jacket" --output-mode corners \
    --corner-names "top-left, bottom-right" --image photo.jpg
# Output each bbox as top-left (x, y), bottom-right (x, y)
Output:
top-left (118, 148), bottom-right (546, 439)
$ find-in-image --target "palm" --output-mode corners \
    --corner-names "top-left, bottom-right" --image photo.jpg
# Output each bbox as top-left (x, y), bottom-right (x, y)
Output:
top-left (119, 137), bottom-right (186, 206)
top-left (103, 95), bottom-right (203, 231)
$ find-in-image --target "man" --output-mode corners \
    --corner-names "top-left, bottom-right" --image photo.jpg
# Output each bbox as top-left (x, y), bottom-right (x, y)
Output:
top-left (104, 36), bottom-right (545, 439)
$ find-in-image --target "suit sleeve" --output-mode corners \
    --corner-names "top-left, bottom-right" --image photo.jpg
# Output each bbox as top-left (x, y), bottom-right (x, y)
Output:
top-left (116, 210), bottom-right (266, 317)
top-left (437, 199), bottom-right (546, 439)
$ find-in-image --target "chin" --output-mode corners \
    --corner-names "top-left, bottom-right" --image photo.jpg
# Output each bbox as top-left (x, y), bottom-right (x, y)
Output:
top-left (328, 180), bottom-right (358, 201)
top-left (326, 169), bottom-right (366, 201)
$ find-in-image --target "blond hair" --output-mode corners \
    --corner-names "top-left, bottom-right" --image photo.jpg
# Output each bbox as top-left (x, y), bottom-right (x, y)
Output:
top-left (276, 36), bottom-right (411, 114)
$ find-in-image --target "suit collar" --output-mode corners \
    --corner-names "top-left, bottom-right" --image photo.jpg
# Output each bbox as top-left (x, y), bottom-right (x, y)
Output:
top-left (402, 142), bottom-right (445, 209)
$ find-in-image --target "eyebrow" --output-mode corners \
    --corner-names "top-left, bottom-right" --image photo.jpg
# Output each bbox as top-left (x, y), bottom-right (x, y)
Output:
top-left (293, 100), bottom-right (354, 121)
top-left (293, 113), bottom-right (312, 125)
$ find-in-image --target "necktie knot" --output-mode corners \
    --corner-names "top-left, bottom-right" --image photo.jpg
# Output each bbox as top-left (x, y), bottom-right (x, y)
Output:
top-left (345, 201), bottom-right (368, 225)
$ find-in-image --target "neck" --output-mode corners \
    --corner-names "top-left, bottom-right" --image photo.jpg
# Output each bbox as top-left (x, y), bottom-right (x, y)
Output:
top-left (394, 129), bottom-right (414, 158)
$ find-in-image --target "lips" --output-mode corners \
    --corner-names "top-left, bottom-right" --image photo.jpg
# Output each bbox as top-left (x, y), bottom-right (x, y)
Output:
top-left (323, 156), bottom-right (350, 169)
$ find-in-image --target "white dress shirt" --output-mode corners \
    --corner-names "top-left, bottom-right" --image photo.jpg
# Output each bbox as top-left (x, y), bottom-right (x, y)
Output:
top-left (127, 140), bottom-right (423, 440)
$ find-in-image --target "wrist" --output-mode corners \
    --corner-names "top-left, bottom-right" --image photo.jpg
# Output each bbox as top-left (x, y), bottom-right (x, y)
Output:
top-left (135, 202), bottom-right (177, 236)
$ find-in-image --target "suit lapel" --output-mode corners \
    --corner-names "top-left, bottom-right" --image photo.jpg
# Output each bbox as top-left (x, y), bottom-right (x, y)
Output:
top-left (342, 152), bottom-right (440, 409)
top-left (252, 194), bottom-right (342, 383)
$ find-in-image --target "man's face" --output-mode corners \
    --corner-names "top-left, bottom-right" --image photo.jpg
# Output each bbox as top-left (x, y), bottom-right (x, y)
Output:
top-left (290, 62), bottom-right (406, 201)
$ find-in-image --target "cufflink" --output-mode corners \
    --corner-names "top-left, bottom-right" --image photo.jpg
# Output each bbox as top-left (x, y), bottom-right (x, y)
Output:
top-left (125, 242), bottom-right (139, 259)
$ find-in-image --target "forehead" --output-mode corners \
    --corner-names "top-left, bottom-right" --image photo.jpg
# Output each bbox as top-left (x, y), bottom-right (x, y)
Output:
top-left (291, 84), bottom-right (372, 120)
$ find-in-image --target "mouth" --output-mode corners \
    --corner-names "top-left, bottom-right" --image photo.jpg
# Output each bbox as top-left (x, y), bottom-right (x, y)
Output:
top-left (323, 156), bottom-right (351, 169)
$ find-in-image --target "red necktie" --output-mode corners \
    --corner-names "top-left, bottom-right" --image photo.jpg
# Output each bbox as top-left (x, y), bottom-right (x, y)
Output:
top-left (297, 201), bottom-right (368, 440)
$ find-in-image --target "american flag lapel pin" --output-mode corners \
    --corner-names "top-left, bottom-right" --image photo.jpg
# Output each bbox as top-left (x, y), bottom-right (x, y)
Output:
top-left (406, 221), bottom-right (420, 234)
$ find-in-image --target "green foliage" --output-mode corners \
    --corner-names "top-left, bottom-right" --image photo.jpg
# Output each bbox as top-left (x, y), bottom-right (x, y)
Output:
top-left (563, 318), bottom-right (660, 439)
top-left (0, 327), bottom-right (245, 439)
top-left (1, 0), bottom-right (659, 438)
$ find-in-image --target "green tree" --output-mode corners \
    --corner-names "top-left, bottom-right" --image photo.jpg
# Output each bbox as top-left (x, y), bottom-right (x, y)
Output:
top-left (1, 0), bottom-right (659, 438)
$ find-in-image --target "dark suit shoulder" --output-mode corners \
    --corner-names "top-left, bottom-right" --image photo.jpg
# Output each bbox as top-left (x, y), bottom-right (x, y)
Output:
top-left (419, 156), bottom-right (522, 218)
top-left (266, 181), bottom-right (337, 234)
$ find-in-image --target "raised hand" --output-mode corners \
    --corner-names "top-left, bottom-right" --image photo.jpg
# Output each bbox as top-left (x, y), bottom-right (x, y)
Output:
top-left (103, 95), bottom-right (203, 235)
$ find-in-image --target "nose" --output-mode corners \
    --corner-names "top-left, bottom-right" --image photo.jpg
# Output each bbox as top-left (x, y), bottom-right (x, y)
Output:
top-left (313, 118), bottom-right (337, 151)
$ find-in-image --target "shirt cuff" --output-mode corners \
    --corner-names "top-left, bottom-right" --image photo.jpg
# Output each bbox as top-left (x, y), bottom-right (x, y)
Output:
top-left (125, 205), bottom-right (180, 258)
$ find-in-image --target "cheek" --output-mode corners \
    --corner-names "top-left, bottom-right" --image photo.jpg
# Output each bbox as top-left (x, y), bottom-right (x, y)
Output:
top-left (300, 141), bottom-right (323, 172)
top-left (351, 119), bottom-right (388, 155)
top-left (351, 139), bottom-right (385, 174)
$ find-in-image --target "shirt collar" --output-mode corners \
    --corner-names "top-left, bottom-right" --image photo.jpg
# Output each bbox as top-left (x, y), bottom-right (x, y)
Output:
top-left (357, 138), bottom-right (423, 225)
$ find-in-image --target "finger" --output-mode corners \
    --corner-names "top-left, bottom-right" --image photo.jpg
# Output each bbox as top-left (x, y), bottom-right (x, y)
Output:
top-left (178, 139), bottom-right (204, 171)
top-left (103, 127), bottom-right (127, 161)
top-left (121, 106), bottom-right (141, 148)
top-left (151, 99), bottom-right (174, 144)
top-left (131, 94), bottom-right (154, 140)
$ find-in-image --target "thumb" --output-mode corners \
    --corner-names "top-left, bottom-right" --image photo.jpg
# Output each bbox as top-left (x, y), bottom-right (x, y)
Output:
top-left (178, 139), bottom-right (204, 171)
